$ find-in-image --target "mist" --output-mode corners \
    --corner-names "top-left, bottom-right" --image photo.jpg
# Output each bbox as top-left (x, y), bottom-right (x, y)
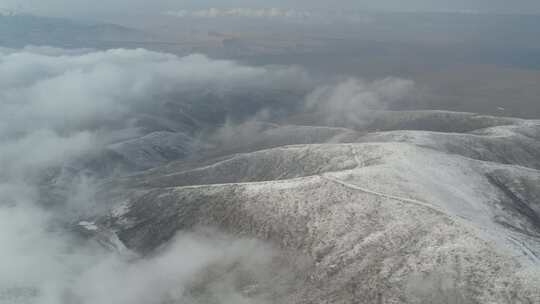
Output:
top-left (1, 0), bottom-right (540, 300)
top-left (305, 77), bottom-right (416, 127)
top-left (0, 46), bottom-right (416, 303)
top-left (0, 47), bottom-right (304, 303)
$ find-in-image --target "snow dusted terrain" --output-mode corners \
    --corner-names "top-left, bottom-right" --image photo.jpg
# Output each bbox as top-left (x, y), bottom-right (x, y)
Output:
top-left (4, 45), bottom-right (540, 304)
top-left (76, 111), bottom-right (540, 303)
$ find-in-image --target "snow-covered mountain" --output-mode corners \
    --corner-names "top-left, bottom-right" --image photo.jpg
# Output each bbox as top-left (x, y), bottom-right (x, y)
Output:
top-left (74, 111), bottom-right (540, 303)
top-left (1, 45), bottom-right (539, 303)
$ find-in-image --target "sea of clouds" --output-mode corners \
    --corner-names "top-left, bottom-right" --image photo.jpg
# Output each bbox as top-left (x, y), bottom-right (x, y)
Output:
top-left (0, 46), bottom-right (414, 303)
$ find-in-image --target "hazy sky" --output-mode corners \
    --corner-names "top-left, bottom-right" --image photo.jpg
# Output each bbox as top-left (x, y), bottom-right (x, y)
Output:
top-left (2, 0), bottom-right (540, 20)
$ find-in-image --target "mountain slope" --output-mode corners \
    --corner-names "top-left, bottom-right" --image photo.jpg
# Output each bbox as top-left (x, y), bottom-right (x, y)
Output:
top-left (77, 112), bottom-right (540, 303)
top-left (93, 146), bottom-right (540, 303)
top-left (0, 13), bottom-right (149, 48)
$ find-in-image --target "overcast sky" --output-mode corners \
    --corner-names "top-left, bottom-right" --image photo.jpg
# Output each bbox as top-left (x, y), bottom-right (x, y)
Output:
top-left (2, 0), bottom-right (540, 20)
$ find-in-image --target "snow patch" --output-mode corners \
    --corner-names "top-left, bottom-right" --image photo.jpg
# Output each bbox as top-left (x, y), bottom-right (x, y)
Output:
top-left (112, 201), bottom-right (130, 218)
top-left (78, 221), bottom-right (99, 231)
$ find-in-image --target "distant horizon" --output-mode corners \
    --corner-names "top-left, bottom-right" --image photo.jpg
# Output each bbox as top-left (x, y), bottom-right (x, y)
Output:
top-left (3, 7), bottom-right (540, 25)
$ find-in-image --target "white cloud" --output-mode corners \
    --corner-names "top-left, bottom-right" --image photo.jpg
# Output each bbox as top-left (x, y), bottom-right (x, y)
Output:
top-left (0, 46), bottom-right (312, 214)
top-left (0, 46), bottom-right (415, 303)
top-left (0, 206), bottom-right (280, 304)
top-left (0, 48), bottom-right (309, 137)
top-left (0, 47), bottom-right (312, 304)
top-left (305, 77), bottom-right (416, 127)
top-left (165, 8), bottom-right (314, 19)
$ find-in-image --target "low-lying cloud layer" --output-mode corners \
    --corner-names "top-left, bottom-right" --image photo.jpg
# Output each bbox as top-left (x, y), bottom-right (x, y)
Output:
top-left (0, 48), bottom-right (308, 136)
top-left (165, 8), bottom-right (314, 19)
top-left (161, 8), bottom-right (381, 24)
top-left (305, 77), bottom-right (416, 127)
top-left (0, 47), bottom-right (311, 304)
top-left (0, 46), bottom-right (414, 303)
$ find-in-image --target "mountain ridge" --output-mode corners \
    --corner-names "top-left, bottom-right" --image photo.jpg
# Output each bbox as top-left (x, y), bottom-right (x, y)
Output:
top-left (71, 110), bottom-right (540, 303)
